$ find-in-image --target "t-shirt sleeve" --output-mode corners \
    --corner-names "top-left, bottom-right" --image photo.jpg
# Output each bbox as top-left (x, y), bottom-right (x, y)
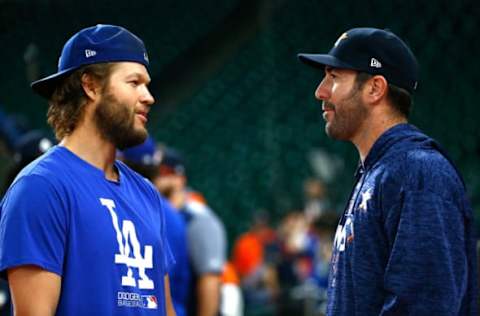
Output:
top-left (187, 214), bottom-right (226, 275)
top-left (0, 175), bottom-right (67, 276)
top-left (381, 189), bottom-right (470, 315)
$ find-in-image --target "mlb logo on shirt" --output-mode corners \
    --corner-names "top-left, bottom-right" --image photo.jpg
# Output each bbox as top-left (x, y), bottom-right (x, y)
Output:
top-left (142, 295), bottom-right (158, 309)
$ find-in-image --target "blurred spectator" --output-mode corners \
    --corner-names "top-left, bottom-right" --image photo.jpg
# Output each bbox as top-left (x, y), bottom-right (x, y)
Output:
top-left (232, 211), bottom-right (279, 316)
top-left (303, 178), bottom-right (330, 224)
top-left (220, 261), bottom-right (244, 316)
top-left (275, 210), bottom-right (338, 316)
top-left (2, 130), bottom-right (54, 194)
top-left (310, 212), bottom-right (338, 290)
top-left (155, 145), bottom-right (228, 316)
top-left (0, 106), bottom-right (29, 152)
top-left (120, 137), bottom-right (190, 316)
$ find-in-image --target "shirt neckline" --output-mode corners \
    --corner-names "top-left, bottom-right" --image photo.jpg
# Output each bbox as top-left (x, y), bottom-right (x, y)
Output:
top-left (56, 145), bottom-right (122, 184)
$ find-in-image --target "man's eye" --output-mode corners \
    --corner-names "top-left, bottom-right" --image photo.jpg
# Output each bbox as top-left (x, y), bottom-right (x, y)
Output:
top-left (129, 80), bottom-right (139, 86)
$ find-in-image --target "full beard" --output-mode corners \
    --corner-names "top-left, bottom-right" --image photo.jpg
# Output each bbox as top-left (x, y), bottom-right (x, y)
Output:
top-left (324, 89), bottom-right (367, 141)
top-left (94, 92), bottom-right (148, 150)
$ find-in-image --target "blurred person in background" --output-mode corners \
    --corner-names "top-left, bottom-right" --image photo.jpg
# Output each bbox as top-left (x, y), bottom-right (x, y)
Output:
top-left (275, 211), bottom-right (310, 316)
top-left (309, 212), bottom-right (338, 291)
top-left (2, 130), bottom-right (55, 194)
top-left (155, 146), bottom-right (227, 316)
top-left (308, 212), bottom-right (339, 315)
top-left (298, 27), bottom-right (477, 315)
top-left (301, 178), bottom-right (338, 314)
top-left (121, 137), bottom-right (191, 316)
top-left (232, 211), bottom-right (279, 316)
top-left (220, 261), bottom-right (244, 316)
top-left (303, 178), bottom-right (330, 224)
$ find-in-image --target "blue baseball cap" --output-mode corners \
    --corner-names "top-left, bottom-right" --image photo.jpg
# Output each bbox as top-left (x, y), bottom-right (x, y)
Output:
top-left (298, 27), bottom-right (419, 94)
top-left (120, 136), bottom-right (160, 166)
top-left (31, 24), bottom-right (149, 99)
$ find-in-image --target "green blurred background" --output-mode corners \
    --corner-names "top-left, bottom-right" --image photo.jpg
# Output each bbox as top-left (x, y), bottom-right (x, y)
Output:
top-left (1, 0), bottom-right (479, 244)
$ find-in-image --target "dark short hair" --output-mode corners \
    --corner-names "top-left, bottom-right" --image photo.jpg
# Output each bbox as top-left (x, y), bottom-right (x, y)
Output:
top-left (355, 72), bottom-right (412, 118)
top-left (47, 63), bottom-right (116, 140)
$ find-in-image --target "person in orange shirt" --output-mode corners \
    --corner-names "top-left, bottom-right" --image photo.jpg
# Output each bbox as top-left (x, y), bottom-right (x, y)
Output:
top-left (232, 212), bottom-right (279, 314)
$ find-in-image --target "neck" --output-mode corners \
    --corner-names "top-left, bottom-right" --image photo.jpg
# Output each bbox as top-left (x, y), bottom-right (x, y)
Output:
top-left (352, 114), bottom-right (407, 163)
top-left (61, 121), bottom-right (118, 181)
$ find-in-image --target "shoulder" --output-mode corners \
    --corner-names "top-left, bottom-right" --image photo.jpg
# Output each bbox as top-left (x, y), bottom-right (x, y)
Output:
top-left (185, 201), bottom-right (223, 227)
top-left (376, 145), bottom-right (463, 198)
top-left (1, 172), bottom-right (69, 233)
top-left (5, 149), bottom-right (69, 199)
top-left (14, 147), bottom-right (66, 181)
top-left (184, 202), bottom-right (225, 243)
top-left (185, 200), bottom-right (213, 218)
top-left (3, 173), bottom-right (57, 203)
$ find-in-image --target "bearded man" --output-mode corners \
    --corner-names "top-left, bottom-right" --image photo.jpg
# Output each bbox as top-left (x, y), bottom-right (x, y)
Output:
top-left (0, 25), bottom-right (176, 316)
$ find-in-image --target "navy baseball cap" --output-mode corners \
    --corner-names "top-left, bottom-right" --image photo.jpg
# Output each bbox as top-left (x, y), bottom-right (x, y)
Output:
top-left (31, 24), bottom-right (149, 99)
top-left (298, 27), bottom-right (419, 93)
top-left (158, 147), bottom-right (186, 176)
top-left (13, 130), bottom-right (55, 164)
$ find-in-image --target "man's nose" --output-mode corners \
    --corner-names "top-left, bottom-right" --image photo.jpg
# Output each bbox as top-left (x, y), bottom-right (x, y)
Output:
top-left (315, 78), bottom-right (330, 101)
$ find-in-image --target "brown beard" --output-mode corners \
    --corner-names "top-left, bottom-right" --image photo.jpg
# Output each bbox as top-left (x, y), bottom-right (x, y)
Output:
top-left (324, 85), bottom-right (367, 141)
top-left (94, 91), bottom-right (148, 150)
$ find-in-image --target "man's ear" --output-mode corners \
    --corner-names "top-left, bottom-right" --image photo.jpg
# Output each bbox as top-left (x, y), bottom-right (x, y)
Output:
top-left (364, 75), bottom-right (388, 104)
top-left (81, 73), bottom-right (101, 101)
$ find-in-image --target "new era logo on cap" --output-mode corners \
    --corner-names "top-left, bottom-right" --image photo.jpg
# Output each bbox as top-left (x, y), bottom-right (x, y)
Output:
top-left (85, 49), bottom-right (97, 58)
top-left (370, 58), bottom-right (382, 68)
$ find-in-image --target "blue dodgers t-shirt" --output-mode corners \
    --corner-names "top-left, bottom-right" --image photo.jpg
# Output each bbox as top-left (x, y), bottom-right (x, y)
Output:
top-left (0, 146), bottom-right (175, 315)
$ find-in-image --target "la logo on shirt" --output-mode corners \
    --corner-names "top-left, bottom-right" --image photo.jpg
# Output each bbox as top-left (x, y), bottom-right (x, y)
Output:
top-left (100, 198), bottom-right (155, 290)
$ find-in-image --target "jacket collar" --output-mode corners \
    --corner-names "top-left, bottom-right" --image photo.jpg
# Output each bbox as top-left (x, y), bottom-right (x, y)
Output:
top-left (354, 123), bottom-right (420, 177)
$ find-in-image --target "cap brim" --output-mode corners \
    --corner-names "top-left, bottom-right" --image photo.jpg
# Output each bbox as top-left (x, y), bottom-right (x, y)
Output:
top-left (297, 53), bottom-right (357, 70)
top-left (31, 67), bottom-right (77, 99)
